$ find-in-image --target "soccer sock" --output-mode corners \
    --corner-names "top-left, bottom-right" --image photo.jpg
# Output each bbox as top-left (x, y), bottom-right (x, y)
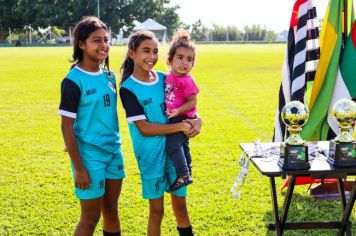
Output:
top-left (177, 225), bottom-right (194, 236)
top-left (103, 230), bottom-right (121, 236)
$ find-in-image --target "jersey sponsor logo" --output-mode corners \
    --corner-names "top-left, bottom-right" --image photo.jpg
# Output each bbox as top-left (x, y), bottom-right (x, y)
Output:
top-left (160, 102), bottom-right (166, 115)
top-left (108, 81), bottom-right (116, 94)
top-left (155, 182), bottom-right (160, 192)
top-left (142, 97), bottom-right (152, 106)
top-left (86, 88), bottom-right (97, 96)
top-left (99, 180), bottom-right (104, 189)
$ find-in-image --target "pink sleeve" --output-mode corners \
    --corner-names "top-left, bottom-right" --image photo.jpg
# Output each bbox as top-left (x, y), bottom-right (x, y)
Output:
top-left (182, 76), bottom-right (199, 97)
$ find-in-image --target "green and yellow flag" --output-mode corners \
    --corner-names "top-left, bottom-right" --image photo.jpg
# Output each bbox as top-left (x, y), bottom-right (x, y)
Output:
top-left (302, 0), bottom-right (355, 141)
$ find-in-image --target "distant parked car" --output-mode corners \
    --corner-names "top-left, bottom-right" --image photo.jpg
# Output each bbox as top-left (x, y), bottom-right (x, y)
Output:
top-left (55, 36), bottom-right (71, 43)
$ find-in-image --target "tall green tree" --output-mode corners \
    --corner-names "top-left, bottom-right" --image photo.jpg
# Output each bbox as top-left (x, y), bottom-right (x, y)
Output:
top-left (244, 24), bottom-right (268, 41)
top-left (226, 25), bottom-right (243, 41)
top-left (190, 20), bottom-right (208, 41)
top-left (211, 24), bottom-right (226, 41)
top-left (0, 0), bottom-right (28, 30)
top-left (155, 5), bottom-right (182, 37)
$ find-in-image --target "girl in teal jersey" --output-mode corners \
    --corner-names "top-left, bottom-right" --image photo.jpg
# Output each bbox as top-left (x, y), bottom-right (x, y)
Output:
top-left (119, 31), bottom-right (201, 236)
top-left (59, 16), bottom-right (124, 236)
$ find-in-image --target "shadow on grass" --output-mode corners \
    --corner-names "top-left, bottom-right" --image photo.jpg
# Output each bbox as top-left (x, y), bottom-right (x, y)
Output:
top-left (262, 191), bottom-right (356, 236)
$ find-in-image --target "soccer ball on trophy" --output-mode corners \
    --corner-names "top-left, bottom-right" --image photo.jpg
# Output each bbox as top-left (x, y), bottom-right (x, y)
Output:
top-left (328, 98), bottom-right (356, 167)
top-left (278, 101), bottom-right (310, 170)
top-left (332, 98), bottom-right (356, 142)
top-left (281, 101), bottom-right (309, 145)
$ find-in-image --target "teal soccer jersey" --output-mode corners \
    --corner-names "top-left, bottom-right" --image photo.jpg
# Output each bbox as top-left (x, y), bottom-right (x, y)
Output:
top-left (120, 71), bottom-right (169, 179)
top-left (59, 66), bottom-right (121, 154)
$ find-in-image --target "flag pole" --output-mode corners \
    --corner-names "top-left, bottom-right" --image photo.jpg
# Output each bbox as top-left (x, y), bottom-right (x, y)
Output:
top-left (344, 0), bottom-right (348, 47)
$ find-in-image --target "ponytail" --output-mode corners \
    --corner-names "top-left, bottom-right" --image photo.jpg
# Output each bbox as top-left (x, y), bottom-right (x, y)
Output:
top-left (120, 56), bottom-right (134, 83)
top-left (104, 56), bottom-right (111, 77)
top-left (70, 61), bottom-right (80, 70)
top-left (171, 29), bottom-right (192, 44)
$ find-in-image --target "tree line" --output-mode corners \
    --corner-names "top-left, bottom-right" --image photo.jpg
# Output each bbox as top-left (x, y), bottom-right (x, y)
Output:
top-left (0, 0), bottom-right (277, 43)
top-left (190, 20), bottom-right (277, 42)
top-left (0, 0), bottom-right (181, 39)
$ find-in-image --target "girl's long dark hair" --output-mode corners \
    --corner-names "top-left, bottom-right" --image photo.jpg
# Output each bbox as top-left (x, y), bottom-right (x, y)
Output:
top-left (167, 29), bottom-right (196, 65)
top-left (120, 30), bottom-right (157, 84)
top-left (71, 16), bottom-right (111, 75)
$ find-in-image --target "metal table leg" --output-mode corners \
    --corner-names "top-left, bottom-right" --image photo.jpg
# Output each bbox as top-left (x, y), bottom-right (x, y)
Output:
top-left (337, 178), bottom-right (346, 210)
top-left (280, 176), bottom-right (296, 234)
top-left (338, 180), bottom-right (356, 236)
top-left (270, 177), bottom-right (282, 236)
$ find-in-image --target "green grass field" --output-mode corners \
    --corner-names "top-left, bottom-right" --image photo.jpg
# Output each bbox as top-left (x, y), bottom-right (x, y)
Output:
top-left (0, 44), bottom-right (355, 235)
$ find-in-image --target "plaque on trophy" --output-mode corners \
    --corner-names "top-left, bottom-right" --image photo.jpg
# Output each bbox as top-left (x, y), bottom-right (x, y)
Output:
top-left (278, 101), bottom-right (310, 170)
top-left (327, 99), bottom-right (356, 167)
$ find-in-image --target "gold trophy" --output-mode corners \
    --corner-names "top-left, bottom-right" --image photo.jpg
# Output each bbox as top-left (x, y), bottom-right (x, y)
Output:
top-left (278, 101), bottom-right (310, 170)
top-left (327, 99), bottom-right (356, 167)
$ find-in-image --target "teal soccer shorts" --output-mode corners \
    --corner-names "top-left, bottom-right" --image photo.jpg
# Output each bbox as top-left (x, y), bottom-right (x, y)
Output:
top-left (141, 171), bottom-right (187, 199)
top-left (71, 141), bottom-right (125, 200)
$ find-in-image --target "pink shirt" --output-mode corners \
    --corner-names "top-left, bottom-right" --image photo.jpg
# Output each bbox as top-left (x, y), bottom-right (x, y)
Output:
top-left (164, 71), bottom-right (199, 118)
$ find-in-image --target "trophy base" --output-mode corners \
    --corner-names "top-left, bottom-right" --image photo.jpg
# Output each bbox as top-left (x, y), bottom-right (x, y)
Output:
top-left (278, 143), bottom-right (310, 170)
top-left (327, 140), bottom-right (356, 168)
top-left (277, 158), bottom-right (311, 170)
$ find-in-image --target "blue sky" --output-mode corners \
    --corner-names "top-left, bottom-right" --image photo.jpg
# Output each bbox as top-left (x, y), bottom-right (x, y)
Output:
top-left (170, 0), bottom-right (332, 32)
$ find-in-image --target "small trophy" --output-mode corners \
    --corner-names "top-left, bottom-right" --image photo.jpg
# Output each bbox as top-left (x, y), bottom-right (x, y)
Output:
top-left (278, 101), bottom-right (310, 170)
top-left (327, 99), bottom-right (356, 167)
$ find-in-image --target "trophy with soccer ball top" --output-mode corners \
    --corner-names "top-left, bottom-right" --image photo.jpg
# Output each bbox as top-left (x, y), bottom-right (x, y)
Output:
top-left (278, 101), bottom-right (310, 170)
top-left (328, 99), bottom-right (356, 167)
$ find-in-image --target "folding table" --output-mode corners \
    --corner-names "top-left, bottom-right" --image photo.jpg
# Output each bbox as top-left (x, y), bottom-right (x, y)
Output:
top-left (240, 142), bottom-right (356, 236)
